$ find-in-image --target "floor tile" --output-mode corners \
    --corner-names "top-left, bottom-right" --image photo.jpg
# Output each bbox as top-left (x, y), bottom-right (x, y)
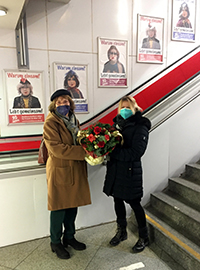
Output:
top-left (0, 222), bottom-right (179, 270)
top-left (0, 238), bottom-right (45, 269)
top-left (0, 266), bottom-right (13, 270)
top-left (85, 246), bottom-right (172, 270)
top-left (15, 238), bottom-right (99, 270)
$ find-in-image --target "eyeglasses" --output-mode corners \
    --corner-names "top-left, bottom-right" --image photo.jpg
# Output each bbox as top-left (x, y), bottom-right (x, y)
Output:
top-left (110, 52), bottom-right (117, 55)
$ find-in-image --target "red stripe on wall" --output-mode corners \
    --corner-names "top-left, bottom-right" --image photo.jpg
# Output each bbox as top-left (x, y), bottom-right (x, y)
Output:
top-left (100, 52), bottom-right (200, 124)
top-left (0, 52), bottom-right (199, 152)
top-left (0, 141), bottom-right (41, 152)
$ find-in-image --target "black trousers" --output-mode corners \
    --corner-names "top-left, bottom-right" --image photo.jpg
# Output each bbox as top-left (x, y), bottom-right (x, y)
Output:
top-left (50, 207), bottom-right (77, 244)
top-left (113, 197), bottom-right (147, 238)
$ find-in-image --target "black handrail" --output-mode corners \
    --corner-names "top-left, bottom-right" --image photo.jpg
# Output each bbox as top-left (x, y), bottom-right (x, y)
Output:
top-left (0, 45), bottom-right (199, 145)
top-left (142, 70), bottom-right (200, 115)
top-left (81, 45), bottom-right (200, 125)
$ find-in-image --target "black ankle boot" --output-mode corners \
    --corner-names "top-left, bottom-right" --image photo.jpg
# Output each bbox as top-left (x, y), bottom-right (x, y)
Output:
top-left (50, 242), bottom-right (70, 259)
top-left (132, 237), bottom-right (149, 253)
top-left (109, 224), bottom-right (127, 246)
top-left (63, 237), bottom-right (86, 250)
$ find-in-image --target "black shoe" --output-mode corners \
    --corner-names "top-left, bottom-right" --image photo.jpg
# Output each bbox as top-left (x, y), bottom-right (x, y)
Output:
top-left (50, 242), bottom-right (70, 259)
top-left (109, 225), bottom-right (127, 246)
top-left (63, 237), bottom-right (86, 250)
top-left (132, 237), bottom-right (149, 253)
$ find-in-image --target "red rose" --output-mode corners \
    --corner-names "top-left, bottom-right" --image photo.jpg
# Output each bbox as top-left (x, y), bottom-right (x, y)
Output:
top-left (97, 141), bottom-right (105, 148)
top-left (88, 134), bottom-right (96, 142)
top-left (94, 126), bottom-right (102, 135)
top-left (105, 134), bottom-right (110, 141)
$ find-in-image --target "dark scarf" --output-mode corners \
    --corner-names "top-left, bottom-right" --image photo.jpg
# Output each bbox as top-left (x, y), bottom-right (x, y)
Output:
top-left (67, 87), bottom-right (83, 99)
top-left (55, 110), bottom-right (79, 145)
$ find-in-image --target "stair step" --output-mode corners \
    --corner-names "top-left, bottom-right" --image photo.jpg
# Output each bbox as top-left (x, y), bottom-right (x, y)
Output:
top-left (150, 192), bottom-right (200, 246)
top-left (168, 177), bottom-right (200, 211)
top-left (145, 207), bottom-right (200, 270)
top-left (182, 163), bottom-right (200, 184)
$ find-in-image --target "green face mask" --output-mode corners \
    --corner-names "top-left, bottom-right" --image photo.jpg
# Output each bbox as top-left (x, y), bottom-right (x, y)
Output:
top-left (120, 108), bottom-right (133, 119)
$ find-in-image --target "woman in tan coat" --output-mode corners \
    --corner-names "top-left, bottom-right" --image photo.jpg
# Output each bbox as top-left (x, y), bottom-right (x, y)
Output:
top-left (43, 89), bottom-right (91, 259)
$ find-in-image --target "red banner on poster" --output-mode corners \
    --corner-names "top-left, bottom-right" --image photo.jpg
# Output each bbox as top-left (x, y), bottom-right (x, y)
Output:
top-left (100, 78), bottom-right (127, 87)
top-left (9, 114), bottom-right (44, 124)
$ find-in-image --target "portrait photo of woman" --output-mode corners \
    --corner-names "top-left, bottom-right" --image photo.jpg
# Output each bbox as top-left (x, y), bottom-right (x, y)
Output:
top-left (103, 45), bottom-right (125, 74)
top-left (13, 78), bottom-right (41, 108)
top-left (64, 70), bottom-right (84, 99)
top-left (141, 23), bottom-right (161, 50)
top-left (176, 2), bottom-right (192, 28)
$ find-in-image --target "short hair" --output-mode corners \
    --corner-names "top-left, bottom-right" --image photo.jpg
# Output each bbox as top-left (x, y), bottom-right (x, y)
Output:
top-left (118, 96), bottom-right (142, 114)
top-left (107, 45), bottom-right (120, 61)
top-left (179, 2), bottom-right (190, 18)
top-left (64, 70), bottom-right (80, 88)
top-left (48, 95), bottom-right (75, 113)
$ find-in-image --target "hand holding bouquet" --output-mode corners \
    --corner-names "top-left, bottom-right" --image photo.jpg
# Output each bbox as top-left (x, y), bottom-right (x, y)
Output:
top-left (77, 122), bottom-right (123, 165)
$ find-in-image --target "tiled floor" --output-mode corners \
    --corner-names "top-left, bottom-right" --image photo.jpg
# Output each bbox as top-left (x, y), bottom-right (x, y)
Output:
top-left (0, 222), bottom-right (182, 270)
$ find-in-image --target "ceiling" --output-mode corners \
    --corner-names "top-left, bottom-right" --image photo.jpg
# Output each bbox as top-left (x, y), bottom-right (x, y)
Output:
top-left (0, 0), bottom-right (26, 29)
top-left (0, 0), bottom-right (70, 30)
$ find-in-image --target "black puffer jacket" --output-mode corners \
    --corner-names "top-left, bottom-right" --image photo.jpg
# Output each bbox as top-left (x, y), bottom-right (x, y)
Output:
top-left (103, 111), bottom-right (151, 200)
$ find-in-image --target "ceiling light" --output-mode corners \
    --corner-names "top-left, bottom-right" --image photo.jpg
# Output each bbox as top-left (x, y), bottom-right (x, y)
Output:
top-left (0, 6), bottom-right (8, 16)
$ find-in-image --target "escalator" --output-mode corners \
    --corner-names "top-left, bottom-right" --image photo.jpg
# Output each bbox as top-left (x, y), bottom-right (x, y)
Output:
top-left (0, 46), bottom-right (200, 248)
top-left (0, 45), bottom-right (199, 156)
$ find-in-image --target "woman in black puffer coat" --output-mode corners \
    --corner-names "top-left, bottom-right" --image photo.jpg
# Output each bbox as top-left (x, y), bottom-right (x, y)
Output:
top-left (103, 96), bottom-right (151, 253)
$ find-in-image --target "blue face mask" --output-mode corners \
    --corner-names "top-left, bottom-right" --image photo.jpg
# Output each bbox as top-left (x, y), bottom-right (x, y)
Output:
top-left (56, 105), bottom-right (70, 116)
top-left (120, 108), bottom-right (133, 119)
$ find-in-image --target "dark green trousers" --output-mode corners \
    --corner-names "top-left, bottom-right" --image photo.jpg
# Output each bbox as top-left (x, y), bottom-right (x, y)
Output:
top-left (50, 207), bottom-right (77, 244)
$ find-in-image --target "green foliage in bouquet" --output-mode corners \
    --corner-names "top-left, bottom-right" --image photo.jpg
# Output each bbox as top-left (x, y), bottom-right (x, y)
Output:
top-left (77, 122), bottom-right (122, 158)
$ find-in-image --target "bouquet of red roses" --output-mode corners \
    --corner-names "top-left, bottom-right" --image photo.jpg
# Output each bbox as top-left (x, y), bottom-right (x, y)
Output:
top-left (77, 122), bottom-right (123, 165)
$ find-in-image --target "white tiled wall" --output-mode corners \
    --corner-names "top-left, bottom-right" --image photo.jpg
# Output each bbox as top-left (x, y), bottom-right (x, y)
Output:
top-left (0, 0), bottom-right (199, 136)
top-left (0, 0), bottom-right (200, 247)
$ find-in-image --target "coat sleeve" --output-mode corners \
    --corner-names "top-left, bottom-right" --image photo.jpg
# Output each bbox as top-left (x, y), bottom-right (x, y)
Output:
top-left (43, 118), bottom-right (86, 161)
top-left (110, 125), bottom-right (149, 162)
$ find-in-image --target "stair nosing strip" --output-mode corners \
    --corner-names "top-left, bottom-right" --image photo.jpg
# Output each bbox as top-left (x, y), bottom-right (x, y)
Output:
top-left (146, 213), bottom-right (200, 261)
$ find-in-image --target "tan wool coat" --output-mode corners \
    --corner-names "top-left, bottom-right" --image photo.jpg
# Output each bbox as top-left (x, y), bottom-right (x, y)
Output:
top-left (43, 112), bottom-right (91, 211)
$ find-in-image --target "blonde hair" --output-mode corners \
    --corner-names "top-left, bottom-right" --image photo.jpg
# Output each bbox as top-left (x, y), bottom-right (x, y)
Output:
top-left (48, 95), bottom-right (75, 113)
top-left (118, 96), bottom-right (142, 115)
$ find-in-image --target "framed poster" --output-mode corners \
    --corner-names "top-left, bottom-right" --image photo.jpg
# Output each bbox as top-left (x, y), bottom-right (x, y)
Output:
top-left (54, 63), bottom-right (88, 113)
top-left (98, 37), bottom-right (128, 87)
top-left (172, 0), bottom-right (196, 42)
top-left (137, 14), bottom-right (164, 64)
top-left (4, 70), bottom-right (45, 125)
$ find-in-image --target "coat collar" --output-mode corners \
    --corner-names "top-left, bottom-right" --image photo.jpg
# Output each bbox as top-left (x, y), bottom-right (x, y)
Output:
top-left (113, 111), bottom-right (151, 131)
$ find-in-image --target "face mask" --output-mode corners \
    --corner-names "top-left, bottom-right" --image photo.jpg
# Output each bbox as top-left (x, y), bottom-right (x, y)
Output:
top-left (56, 105), bottom-right (70, 116)
top-left (120, 108), bottom-right (133, 119)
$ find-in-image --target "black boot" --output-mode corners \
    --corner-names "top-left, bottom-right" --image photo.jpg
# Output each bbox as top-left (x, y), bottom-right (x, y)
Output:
top-left (109, 224), bottom-right (127, 246)
top-left (132, 237), bottom-right (149, 253)
top-left (63, 237), bottom-right (86, 250)
top-left (50, 242), bottom-right (70, 259)
top-left (132, 226), bottom-right (149, 253)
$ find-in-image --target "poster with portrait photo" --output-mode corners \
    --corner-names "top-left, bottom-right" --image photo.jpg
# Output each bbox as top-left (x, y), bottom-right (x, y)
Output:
top-left (98, 37), bottom-right (128, 87)
top-left (172, 0), bottom-right (196, 42)
top-left (4, 70), bottom-right (45, 125)
top-left (54, 63), bottom-right (88, 113)
top-left (137, 14), bottom-right (164, 64)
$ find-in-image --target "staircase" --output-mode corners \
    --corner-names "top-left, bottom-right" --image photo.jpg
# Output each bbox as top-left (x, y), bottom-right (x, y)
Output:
top-left (130, 161), bottom-right (200, 270)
